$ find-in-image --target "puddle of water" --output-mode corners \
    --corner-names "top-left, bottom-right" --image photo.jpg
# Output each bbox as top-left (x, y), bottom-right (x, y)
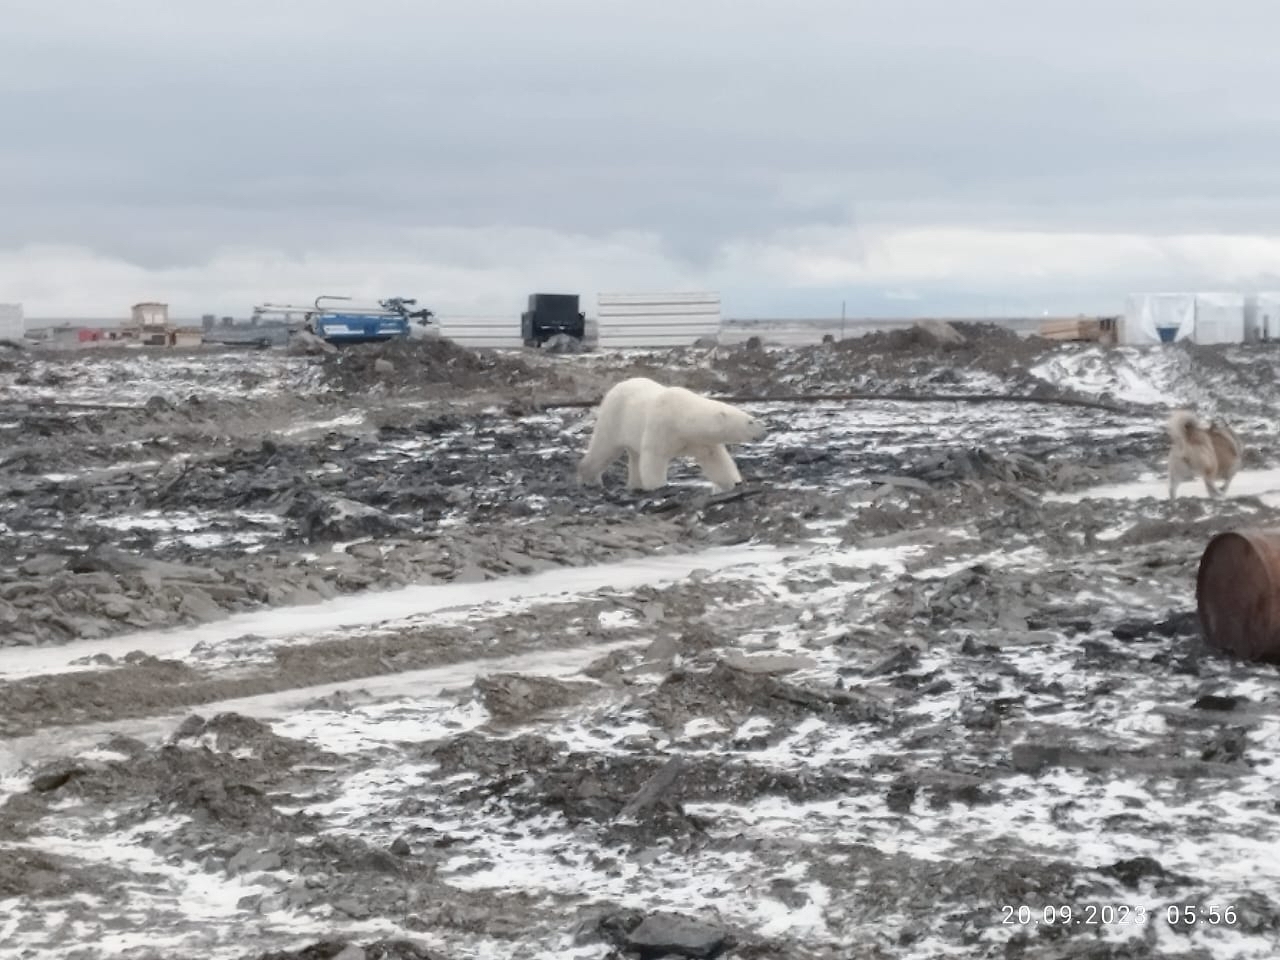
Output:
top-left (0, 543), bottom-right (796, 681)
top-left (1044, 467), bottom-right (1280, 505)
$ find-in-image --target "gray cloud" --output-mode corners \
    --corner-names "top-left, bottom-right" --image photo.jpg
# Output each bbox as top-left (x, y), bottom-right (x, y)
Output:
top-left (6, 0), bottom-right (1280, 312)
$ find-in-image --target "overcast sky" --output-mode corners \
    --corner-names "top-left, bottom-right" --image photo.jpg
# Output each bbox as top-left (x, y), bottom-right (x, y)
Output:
top-left (7, 0), bottom-right (1280, 319)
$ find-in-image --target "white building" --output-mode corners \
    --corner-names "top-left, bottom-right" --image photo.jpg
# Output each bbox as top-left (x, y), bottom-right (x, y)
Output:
top-left (131, 302), bottom-right (169, 329)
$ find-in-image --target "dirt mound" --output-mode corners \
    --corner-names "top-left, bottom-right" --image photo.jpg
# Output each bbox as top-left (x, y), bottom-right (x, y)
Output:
top-left (824, 321), bottom-right (1055, 384)
top-left (0, 846), bottom-right (108, 899)
top-left (641, 661), bottom-right (888, 737)
top-left (699, 321), bottom-right (1070, 398)
top-left (13, 712), bottom-right (334, 833)
top-left (583, 908), bottom-right (735, 959)
top-left (322, 337), bottom-right (536, 392)
top-left (824, 320), bottom-right (1018, 354)
top-left (285, 490), bottom-right (416, 543)
top-left (906, 446), bottom-right (1050, 485)
top-left (428, 729), bottom-right (873, 833)
top-left (472, 673), bottom-right (599, 724)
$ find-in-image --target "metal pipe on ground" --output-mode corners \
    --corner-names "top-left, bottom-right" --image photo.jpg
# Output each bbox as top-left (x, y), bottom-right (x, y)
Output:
top-left (0, 392), bottom-right (1138, 416)
top-left (1197, 528), bottom-right (1280, 663)
top-left (538, 392), bottom-right (1135, 414)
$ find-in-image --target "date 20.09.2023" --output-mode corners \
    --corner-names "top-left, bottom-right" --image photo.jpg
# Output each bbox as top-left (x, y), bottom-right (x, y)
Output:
top-left (1001, 904), bottom-right (1238, 927)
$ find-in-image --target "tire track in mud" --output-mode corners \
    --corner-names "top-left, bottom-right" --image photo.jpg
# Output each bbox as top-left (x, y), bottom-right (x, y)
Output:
top-left (0, 550), bottom-right (781, 738)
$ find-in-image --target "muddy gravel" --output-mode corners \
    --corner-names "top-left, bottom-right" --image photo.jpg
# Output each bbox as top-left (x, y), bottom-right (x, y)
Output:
top-left (3, 326), bottom-right (1280, 959)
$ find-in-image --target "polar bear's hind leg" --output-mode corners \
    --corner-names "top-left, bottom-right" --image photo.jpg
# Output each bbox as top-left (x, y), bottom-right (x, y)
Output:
top-left (625, 448), bottom-right (644, 489)
top-left (636, 443), bottom-right (674, 491)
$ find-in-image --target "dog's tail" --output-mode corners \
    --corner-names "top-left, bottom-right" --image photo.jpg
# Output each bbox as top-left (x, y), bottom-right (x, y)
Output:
top-left (1211, 421), bottom-right (1243, 459)
top-left (1166, 409), bottom-right (1208, 441)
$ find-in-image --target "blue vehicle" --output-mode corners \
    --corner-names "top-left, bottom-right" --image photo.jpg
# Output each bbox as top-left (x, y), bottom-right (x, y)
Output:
top-left (308, 295), bottom-right (435, 344)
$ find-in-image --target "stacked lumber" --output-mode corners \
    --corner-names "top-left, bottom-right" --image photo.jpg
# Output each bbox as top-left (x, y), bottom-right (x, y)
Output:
top-left (1039, 317), bottom-right (1118, 344)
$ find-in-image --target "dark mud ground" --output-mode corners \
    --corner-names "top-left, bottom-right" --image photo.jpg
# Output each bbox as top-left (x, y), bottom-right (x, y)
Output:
top-left (0, 323), bottom-right (1166, 651)
top-left (3, 327), bottom-right (1280, 958)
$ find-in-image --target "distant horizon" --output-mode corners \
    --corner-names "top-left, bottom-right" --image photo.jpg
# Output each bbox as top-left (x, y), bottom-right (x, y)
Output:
top-left (16, 309), bottom-right (1105, 327)
top-left (16, 284), bottom-right (1274, 324)
top-left (5, 286), bottom-right (1152, 325)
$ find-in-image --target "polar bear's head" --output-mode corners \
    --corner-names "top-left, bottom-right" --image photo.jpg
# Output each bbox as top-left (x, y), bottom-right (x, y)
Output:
top-left (718, 406), bottom-right (767, 442)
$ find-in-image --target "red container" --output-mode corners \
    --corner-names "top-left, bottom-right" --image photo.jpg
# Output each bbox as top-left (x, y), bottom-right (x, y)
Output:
top-left (1196, 529), bottom-right (1280, 663)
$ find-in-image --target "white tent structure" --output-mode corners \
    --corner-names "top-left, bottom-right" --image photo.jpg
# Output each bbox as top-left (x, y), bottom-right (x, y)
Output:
top-left (1120, 293), bottom-right (1194, 345)
top-left (1121, 292), bottom-right (1246, 345)
top-left (1193, 293), bottom-right (1248, 344)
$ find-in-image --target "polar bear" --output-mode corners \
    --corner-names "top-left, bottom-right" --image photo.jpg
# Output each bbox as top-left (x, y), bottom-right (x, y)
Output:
top-left (576, 377), bottom-right (767, 493)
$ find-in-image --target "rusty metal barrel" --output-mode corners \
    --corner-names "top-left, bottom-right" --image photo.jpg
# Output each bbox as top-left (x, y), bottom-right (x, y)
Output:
top-left (1196, 529), bottom-right (1280, 663)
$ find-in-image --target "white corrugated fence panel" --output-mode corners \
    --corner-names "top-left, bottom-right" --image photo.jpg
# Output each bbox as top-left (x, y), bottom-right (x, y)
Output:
top-left (436, 316), bottom-right (524, 349)
top-left (596, 292), bottom-right (722, 348)
top-left (598, 291), bottom-right (721, 306)
top-left (0, 303), bottom-right (23, 340)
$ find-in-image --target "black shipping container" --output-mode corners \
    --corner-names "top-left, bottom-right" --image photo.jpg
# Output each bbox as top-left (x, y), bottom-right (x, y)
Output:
top-left (523, 293), bottom-right (585, 345)
top-left (528, 293), bottom-right (579, 315)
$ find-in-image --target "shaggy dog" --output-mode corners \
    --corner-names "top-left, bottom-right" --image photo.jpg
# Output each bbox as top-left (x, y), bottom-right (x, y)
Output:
top-left (1166, 409), bottom-right (1243, 502)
